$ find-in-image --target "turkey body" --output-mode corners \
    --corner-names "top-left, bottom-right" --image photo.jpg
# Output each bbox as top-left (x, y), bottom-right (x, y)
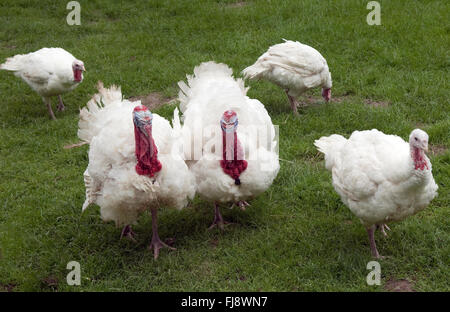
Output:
top-left (243, 40), bottom-right (332, 114)
top-left (79, 83), bottom-right (195, 258)
top-left (315, 129), bottom-right (438, 258)
top-left (0, 47), bottom-right (85, 119)
top-left (178, 62), bottom-right (280, 228)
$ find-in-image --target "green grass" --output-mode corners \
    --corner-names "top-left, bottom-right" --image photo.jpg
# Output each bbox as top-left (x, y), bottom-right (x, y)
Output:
top-left (0, 0), bottom-right (449, 291)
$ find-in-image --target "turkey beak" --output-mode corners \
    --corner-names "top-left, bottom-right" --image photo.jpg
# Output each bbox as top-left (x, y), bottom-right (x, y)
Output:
top-left (82, 65), bottom-right (86, 72)
top-left (423, 143), bottom-right (428, 152)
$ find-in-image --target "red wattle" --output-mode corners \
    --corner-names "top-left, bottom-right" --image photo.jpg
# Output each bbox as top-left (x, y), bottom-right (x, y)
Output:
top-left (220, 131), bottom-right (247, 184)
top-left (134, 125), bottom-right (162, 177)
top-left (74, 69), bottom-right (82, 82)
top-left (413, 147), bottom-right (429, 171)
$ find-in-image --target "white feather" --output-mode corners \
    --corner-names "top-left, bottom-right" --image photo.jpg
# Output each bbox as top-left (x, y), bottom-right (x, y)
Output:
top-left (243, 40), bottom-right (332, 98)
top-left (0, 47), bottom-right (84, 98)
top-left (315, 129), bottom-right (438, 226)
top-left (179, 61), bottom-right (279, 205)
top-left (79, 84), bottom-right (195, 226)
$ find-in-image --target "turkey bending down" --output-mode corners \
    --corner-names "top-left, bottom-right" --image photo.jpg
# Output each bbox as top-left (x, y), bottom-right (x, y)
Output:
top-left (0, 47), bottom-right (85, 120)
top-left (314, 129), bottom-right (438, 258)
top-left (178, 62), bottom-right (280, 229)
top-left (242, 39), bottom-right (332, 115)
top-left (78, 82), bottom-right (195, 259)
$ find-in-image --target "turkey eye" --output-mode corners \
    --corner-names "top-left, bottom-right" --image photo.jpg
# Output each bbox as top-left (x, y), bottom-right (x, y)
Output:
top-left (415, 137), bottom-right (418, 141)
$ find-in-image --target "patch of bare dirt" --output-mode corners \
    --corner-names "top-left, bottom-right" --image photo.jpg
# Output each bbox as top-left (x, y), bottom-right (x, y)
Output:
top-left (385, 279), bottom-right (416, 292)
top-left (364, 99), bottom-right (390, 107)
top-left (429, 144), bottom-right (448, 156)
top-left (303, 95), bottom-right (350, 105)
top-left (128, 93), bottom-right (176, 110)
top-left (226, 1), bottom-right (247, 8)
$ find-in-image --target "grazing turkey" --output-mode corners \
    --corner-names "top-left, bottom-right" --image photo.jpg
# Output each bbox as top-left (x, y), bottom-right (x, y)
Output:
top-left (243, 39), bottom-right (332, 114)
top-left (79, 82), bottom-right (195, 259)
top-left (0, 47), bottom-right (85, 119)
top-left (314, 129), bottom-right (438, 258)
top-left (178, 62), bottom-right (280, 229)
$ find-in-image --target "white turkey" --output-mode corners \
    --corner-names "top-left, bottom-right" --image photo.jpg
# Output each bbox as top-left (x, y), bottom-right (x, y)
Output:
top-left (0, 47), bottom-right (85, 120)
top-left (242, 39), bottom-right (332, 114)
top-left (78, 82), bottom-right (195, 259)
top-left (314, 129), bottom-right (438, 258)
top-left (178, 61), bottom-right (280, 229)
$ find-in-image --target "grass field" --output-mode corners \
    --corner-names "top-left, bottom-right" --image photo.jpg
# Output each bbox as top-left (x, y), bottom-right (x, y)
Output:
top-left (0, 0), bottom-right (448, 292)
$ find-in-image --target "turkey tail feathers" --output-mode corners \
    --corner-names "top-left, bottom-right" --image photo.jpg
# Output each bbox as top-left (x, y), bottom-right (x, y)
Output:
top-left (78, 81), bottom-right (122, 143)
top-left (314, 134), bottom-right (347, 169)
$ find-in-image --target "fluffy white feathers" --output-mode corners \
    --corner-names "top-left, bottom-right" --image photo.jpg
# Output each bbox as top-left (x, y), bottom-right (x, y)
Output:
top-left (79, 83), bottom-right (195, 226)
top-left (1, 48), bottom-right (83, 94)
top-left (179, 61), bottom-right (279, 204)
top-left (243, 39), bottom-right (332, 98)
top-left (315, 129), bottom-right (438, 225)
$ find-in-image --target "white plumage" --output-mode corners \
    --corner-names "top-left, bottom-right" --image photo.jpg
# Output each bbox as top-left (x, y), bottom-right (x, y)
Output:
top-left (178, 61), bottom-right (280, 228)
top-left (315, 129), bottom-right (438, 258)
top-left (79, 82), bottom-right (195, 259)
top-left (243, 39), bottom-right (332, 114)
top-left (0, 47), bottom-right (85, 119)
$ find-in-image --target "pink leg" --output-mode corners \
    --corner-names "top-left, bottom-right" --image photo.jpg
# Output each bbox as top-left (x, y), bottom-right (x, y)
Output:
top-left (209, 202), bottom-right (234, 230)
top-left (43, 97), bottom-right (56, 120)
top-left (57, 95), bottom-right (65, 111)
top-left (367, 225), bottom-right (383, 259)
top-left (285, 90), bottom-right (299, 115)
top-left (120, 224), bottom-right (136, 242)
top-left (148, 207), bottom-right (175, 259)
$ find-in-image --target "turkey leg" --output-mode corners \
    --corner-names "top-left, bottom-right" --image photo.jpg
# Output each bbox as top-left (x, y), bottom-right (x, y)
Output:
top-left (43, 97), bottom-right (56, 120)
top-left (209, 202), bottom-right (233, 230)
top-left (149, 207), bottom-right (175, 259)
top-left (367, 225), bottom-right (382, 259)
top-left (285, 90), bottom-right (299, 115)
top-left (120, 224), bottom-right (136, 242)
top-left (57, 95), bottom-right (65, 111)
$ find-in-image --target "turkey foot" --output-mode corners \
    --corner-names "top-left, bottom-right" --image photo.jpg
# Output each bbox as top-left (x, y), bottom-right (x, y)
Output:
top-left (237, 201), bottom-right (250, 211)
top-left (120, 225), bottom-right (136, 242)
top-left (377, 224), bottom-right (391, 237)
top-left (57, 95), bottom-right (65, 111)
top-left (149, 207), bottom-right (175, 260)
top-left (285, 90), bottom-right (299, 115)
top-left (209, 203), bottom-right (234, 230)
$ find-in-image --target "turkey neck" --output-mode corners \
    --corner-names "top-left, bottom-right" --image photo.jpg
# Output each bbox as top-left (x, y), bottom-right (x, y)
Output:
top-left (411, 146), bottom-right (429, 171)
top-left (220, 129), bottom-right (247, 185)
top-left (134, 124), bottom-right (162, 177)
